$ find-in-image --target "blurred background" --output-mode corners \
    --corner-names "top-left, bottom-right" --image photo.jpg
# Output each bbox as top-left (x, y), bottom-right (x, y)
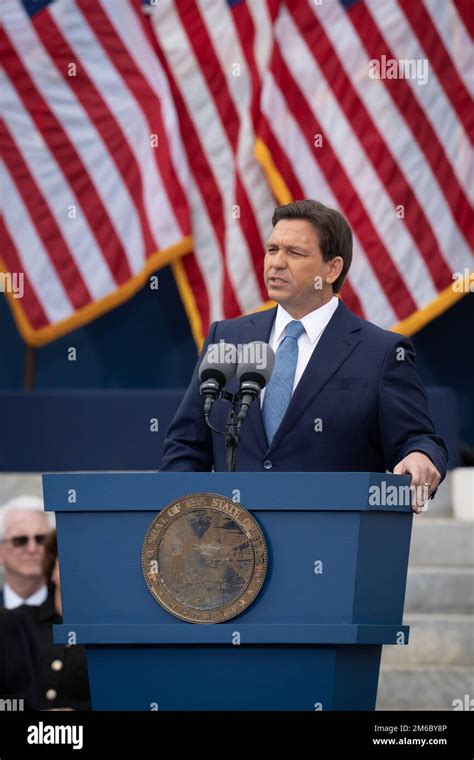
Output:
top-left (1, 0), bottom-right (473, 710)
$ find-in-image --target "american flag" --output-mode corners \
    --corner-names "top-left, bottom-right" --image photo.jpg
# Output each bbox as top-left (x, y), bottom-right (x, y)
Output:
top-left (2, 0), bottom-right (472, 348)
top-left (254, 0), bottom-right (473, 333)
top-left (1, 0), bottom-right (192, 345)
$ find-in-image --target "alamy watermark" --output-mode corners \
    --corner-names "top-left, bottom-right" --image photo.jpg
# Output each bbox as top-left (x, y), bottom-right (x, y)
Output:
top-left (369, 482), bottom-right (429, 508)
top-left (0, 271), bottom-right (24, 299)
top-left (0, 697), bottom-right (24, 711)
top-left (452, 694), bottom-right (473, 710)
top-left (452, 268), bottom-right (474, 293)
top-left (206, 340), bottom-right (270, 370)
top-left (27, 722), bottom-right (83, 749)
top-left (369, 55), bottom-right (429, 86)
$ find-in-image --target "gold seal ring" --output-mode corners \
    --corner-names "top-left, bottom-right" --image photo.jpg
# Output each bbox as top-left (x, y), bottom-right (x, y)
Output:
top-left (142, 492), bottom-right (267, 623)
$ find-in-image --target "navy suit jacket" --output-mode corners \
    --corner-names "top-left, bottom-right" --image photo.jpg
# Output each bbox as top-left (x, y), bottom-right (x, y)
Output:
top-left (161, 300), bottom-right (448, 478)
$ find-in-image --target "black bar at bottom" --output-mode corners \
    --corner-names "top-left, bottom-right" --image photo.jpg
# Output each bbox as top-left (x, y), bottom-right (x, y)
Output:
top-left (0, 709), bottom-right (472, 758)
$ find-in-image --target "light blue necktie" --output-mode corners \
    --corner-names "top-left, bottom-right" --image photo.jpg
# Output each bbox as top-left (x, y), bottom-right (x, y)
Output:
top-left (262, 320), bottom-right (305, 444)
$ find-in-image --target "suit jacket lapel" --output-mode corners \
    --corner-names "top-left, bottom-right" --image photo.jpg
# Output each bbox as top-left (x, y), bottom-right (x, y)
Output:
top-left (268, 300), bottom-right (362, 451)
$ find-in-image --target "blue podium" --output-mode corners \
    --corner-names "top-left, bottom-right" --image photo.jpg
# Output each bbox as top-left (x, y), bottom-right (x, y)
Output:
top-left (42, 472), bottom-right (413, 711)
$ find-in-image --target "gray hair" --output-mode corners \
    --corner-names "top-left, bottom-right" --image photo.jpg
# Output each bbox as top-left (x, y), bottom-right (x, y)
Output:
top-left (0, 495), bottom-right (55, 541)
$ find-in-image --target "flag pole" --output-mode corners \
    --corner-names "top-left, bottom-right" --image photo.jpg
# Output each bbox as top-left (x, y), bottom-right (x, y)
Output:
top-left (24, 345), bottom-right (35, 390)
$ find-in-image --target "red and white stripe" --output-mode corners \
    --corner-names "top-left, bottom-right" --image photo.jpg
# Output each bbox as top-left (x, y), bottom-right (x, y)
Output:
top-left (3, 0), bottom-right (472, 345)
top-left (314, 0), bottom-right (471, 276)
top-left (1, 0), bottom-right (190, 340)
top-left (259, 73), bottom-right (397, 327)
top-left (147, 0), bottom-right (472, 339)
top-left (149, 0), bottom-right (277, 328)
top-left (255, 0), bottom-right (473, 327)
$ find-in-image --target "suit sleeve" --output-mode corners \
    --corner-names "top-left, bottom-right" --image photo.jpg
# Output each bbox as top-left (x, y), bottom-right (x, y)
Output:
top-left (378, 335), bottom-right (448, 480)
top-left (160, 322), bottom-right (219, 471)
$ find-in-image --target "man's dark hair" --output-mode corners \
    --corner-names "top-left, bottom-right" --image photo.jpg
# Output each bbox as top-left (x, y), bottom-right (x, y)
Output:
top-left (271, 199), bottom-right (352, 293)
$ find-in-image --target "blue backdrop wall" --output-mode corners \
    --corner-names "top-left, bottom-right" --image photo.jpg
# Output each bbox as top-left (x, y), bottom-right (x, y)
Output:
top-left (1, 269), bottom-right (472, 446)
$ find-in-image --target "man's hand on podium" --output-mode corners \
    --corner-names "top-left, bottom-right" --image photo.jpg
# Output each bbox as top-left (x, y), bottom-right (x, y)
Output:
top-left (394, 452), bottom-right (441, 514)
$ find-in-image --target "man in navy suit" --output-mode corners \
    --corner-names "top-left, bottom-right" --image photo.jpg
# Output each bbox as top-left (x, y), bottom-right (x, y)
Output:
top-left (162, 200), bottom-right (447, 512)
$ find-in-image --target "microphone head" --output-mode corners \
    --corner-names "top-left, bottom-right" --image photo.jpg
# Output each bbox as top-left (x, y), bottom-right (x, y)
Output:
top-left (199, 342), bottom-right (238, 387)
top-left (236, 342), bottom-right (275, 388)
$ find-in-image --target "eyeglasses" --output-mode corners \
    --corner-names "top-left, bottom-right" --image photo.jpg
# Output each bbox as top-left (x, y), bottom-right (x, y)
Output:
top-left (5, 534), bottom-right (47, 548)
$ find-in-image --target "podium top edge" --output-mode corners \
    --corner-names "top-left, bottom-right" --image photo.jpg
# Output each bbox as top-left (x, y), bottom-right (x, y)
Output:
top-left (42, 472), bottom-right (414, 512)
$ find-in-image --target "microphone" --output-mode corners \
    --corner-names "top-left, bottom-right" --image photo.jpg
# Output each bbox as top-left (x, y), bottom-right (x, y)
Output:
top-left (235, 342), bottom-right (275, 427)
top-left (199, 343), bottom-right (237, 417)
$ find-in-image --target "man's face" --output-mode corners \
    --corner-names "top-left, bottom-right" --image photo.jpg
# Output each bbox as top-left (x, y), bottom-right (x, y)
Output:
top-left (264, 219), bottom-right (339, 315)
top-left (0, 511), bottom-right (49, 581)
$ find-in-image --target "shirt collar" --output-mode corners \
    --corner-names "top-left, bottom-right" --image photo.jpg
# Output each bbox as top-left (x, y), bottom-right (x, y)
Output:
top-left (274, 296), bottom-right (339, 344)
top-left (3, 581), bottom-right (48, 610)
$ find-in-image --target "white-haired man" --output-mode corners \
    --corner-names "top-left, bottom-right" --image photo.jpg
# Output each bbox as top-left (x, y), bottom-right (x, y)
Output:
top-left (0, 496), bottom-right (54, 609)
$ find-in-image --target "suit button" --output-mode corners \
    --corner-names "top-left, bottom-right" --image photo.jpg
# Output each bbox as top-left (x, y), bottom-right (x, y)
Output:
top-left (263, 459), bottom-right (272, 470)
top-left (51, 659), bottom-right (63, 671)
top-left (46, 688), bottom-right (57, 701)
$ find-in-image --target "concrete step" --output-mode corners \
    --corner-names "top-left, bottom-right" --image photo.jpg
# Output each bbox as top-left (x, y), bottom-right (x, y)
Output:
top-left (409, 518), bottom-right (474, 567)
top-left (421, 475), bottom-right (452, 517)
top-left (405, 566), bottom-right (474, 614)
top-left (382, 614), bottom-right (474, 666)
top-left (376, 665), bottom-right (474, 711)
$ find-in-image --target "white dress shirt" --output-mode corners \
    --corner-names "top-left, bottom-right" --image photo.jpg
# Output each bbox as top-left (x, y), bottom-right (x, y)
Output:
top-left (261, 296), bottom-right (339, 405)
top-left (2, 581), bottom-right (48, 609)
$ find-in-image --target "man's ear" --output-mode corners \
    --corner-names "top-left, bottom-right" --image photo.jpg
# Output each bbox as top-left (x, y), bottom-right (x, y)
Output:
top-left (326, 256), bottom-right (343, 286)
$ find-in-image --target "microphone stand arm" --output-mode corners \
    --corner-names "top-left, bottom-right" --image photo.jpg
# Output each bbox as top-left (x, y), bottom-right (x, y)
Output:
top-left (224, 403), bottom-right (239, 473)
top-left (203, 389), bottom-right (260, 473)
top-left (224, 387), bottom-right (261, 473)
